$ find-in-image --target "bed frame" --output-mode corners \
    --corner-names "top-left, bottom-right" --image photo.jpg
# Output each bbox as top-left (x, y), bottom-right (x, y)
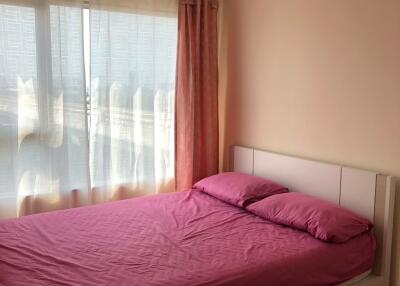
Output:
top-left (231, 146), bottom-right (396, 286)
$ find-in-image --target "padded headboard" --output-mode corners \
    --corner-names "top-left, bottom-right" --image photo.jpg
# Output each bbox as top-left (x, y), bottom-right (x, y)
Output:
top-left (232, 146), bottom-right (396, 286)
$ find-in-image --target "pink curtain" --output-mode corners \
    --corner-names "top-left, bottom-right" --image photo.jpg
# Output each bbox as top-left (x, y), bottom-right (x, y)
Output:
top-left (175, 0), bottom-right (219, 192)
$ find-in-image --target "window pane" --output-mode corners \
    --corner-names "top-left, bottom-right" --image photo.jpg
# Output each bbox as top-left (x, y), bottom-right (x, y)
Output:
top-left (0, 4), bottom-right (88, 200)
top-left (90, 9), bottom-right (177, 194)
top-left (0, 4), bottom-right (38, 197)
top-left (49, 5), bottom-right (88, 193)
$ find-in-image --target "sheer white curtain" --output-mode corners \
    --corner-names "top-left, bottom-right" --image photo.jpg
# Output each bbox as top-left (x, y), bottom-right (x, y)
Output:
top-left (89, 0), bottom-right (178, 203)
top-left (0, 0), bottom-right (89, 218)
top-left (0, 0), bottom-right (178, 218)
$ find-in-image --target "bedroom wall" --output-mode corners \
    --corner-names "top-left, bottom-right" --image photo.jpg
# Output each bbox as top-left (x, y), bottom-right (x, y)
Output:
top-left (218, 0), bottom-right (400, 285)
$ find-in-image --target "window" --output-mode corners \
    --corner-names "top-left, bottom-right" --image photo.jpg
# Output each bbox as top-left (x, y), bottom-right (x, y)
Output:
top-left (88, 8), bottom-right (177, 192)
top-left (0, 1), bottom-right (177, 214)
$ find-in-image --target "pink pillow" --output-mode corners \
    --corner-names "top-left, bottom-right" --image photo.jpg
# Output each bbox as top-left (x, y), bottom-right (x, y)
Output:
top-left (247, 192), bottom-right (372, 243)
top-left (194, 172), bottom-right (288, 207)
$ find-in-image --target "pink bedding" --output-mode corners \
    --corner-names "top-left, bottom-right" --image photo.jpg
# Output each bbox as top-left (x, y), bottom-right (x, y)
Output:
top-left (0, 190), bottom-right (375, 286)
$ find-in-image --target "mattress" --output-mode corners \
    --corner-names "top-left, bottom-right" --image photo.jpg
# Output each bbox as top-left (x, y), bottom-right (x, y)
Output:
top-left (0, 190), bottom-right (376, 286)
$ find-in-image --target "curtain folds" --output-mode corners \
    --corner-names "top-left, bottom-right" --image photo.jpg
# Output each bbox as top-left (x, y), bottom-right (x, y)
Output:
top-left (175, 0), bottom-right (219, 192)
top-left (89, 0), bottom-right (178, 203)
top-left (0, 0), bottom-right (178, 219)
top-left (0, 1), bottom-right (90, 218)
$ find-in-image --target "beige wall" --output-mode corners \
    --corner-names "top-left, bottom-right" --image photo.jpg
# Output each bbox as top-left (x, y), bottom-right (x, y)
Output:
top-left (218, 0), bottom-right (400, 285)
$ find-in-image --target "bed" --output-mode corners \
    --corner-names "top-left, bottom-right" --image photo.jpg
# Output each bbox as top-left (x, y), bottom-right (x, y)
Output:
top-left (232, 146), bottom-right (396, 286)
top-left (0, 146), bottom-right (396, 286)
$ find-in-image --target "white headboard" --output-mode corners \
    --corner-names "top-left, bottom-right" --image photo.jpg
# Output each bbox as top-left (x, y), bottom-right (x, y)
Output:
top-left (232, 146), bottom-right (396, 286)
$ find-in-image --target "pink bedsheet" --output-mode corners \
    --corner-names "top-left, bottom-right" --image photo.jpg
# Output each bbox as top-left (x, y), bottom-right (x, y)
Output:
top-left (0, 190), bottom-right (375, 286)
